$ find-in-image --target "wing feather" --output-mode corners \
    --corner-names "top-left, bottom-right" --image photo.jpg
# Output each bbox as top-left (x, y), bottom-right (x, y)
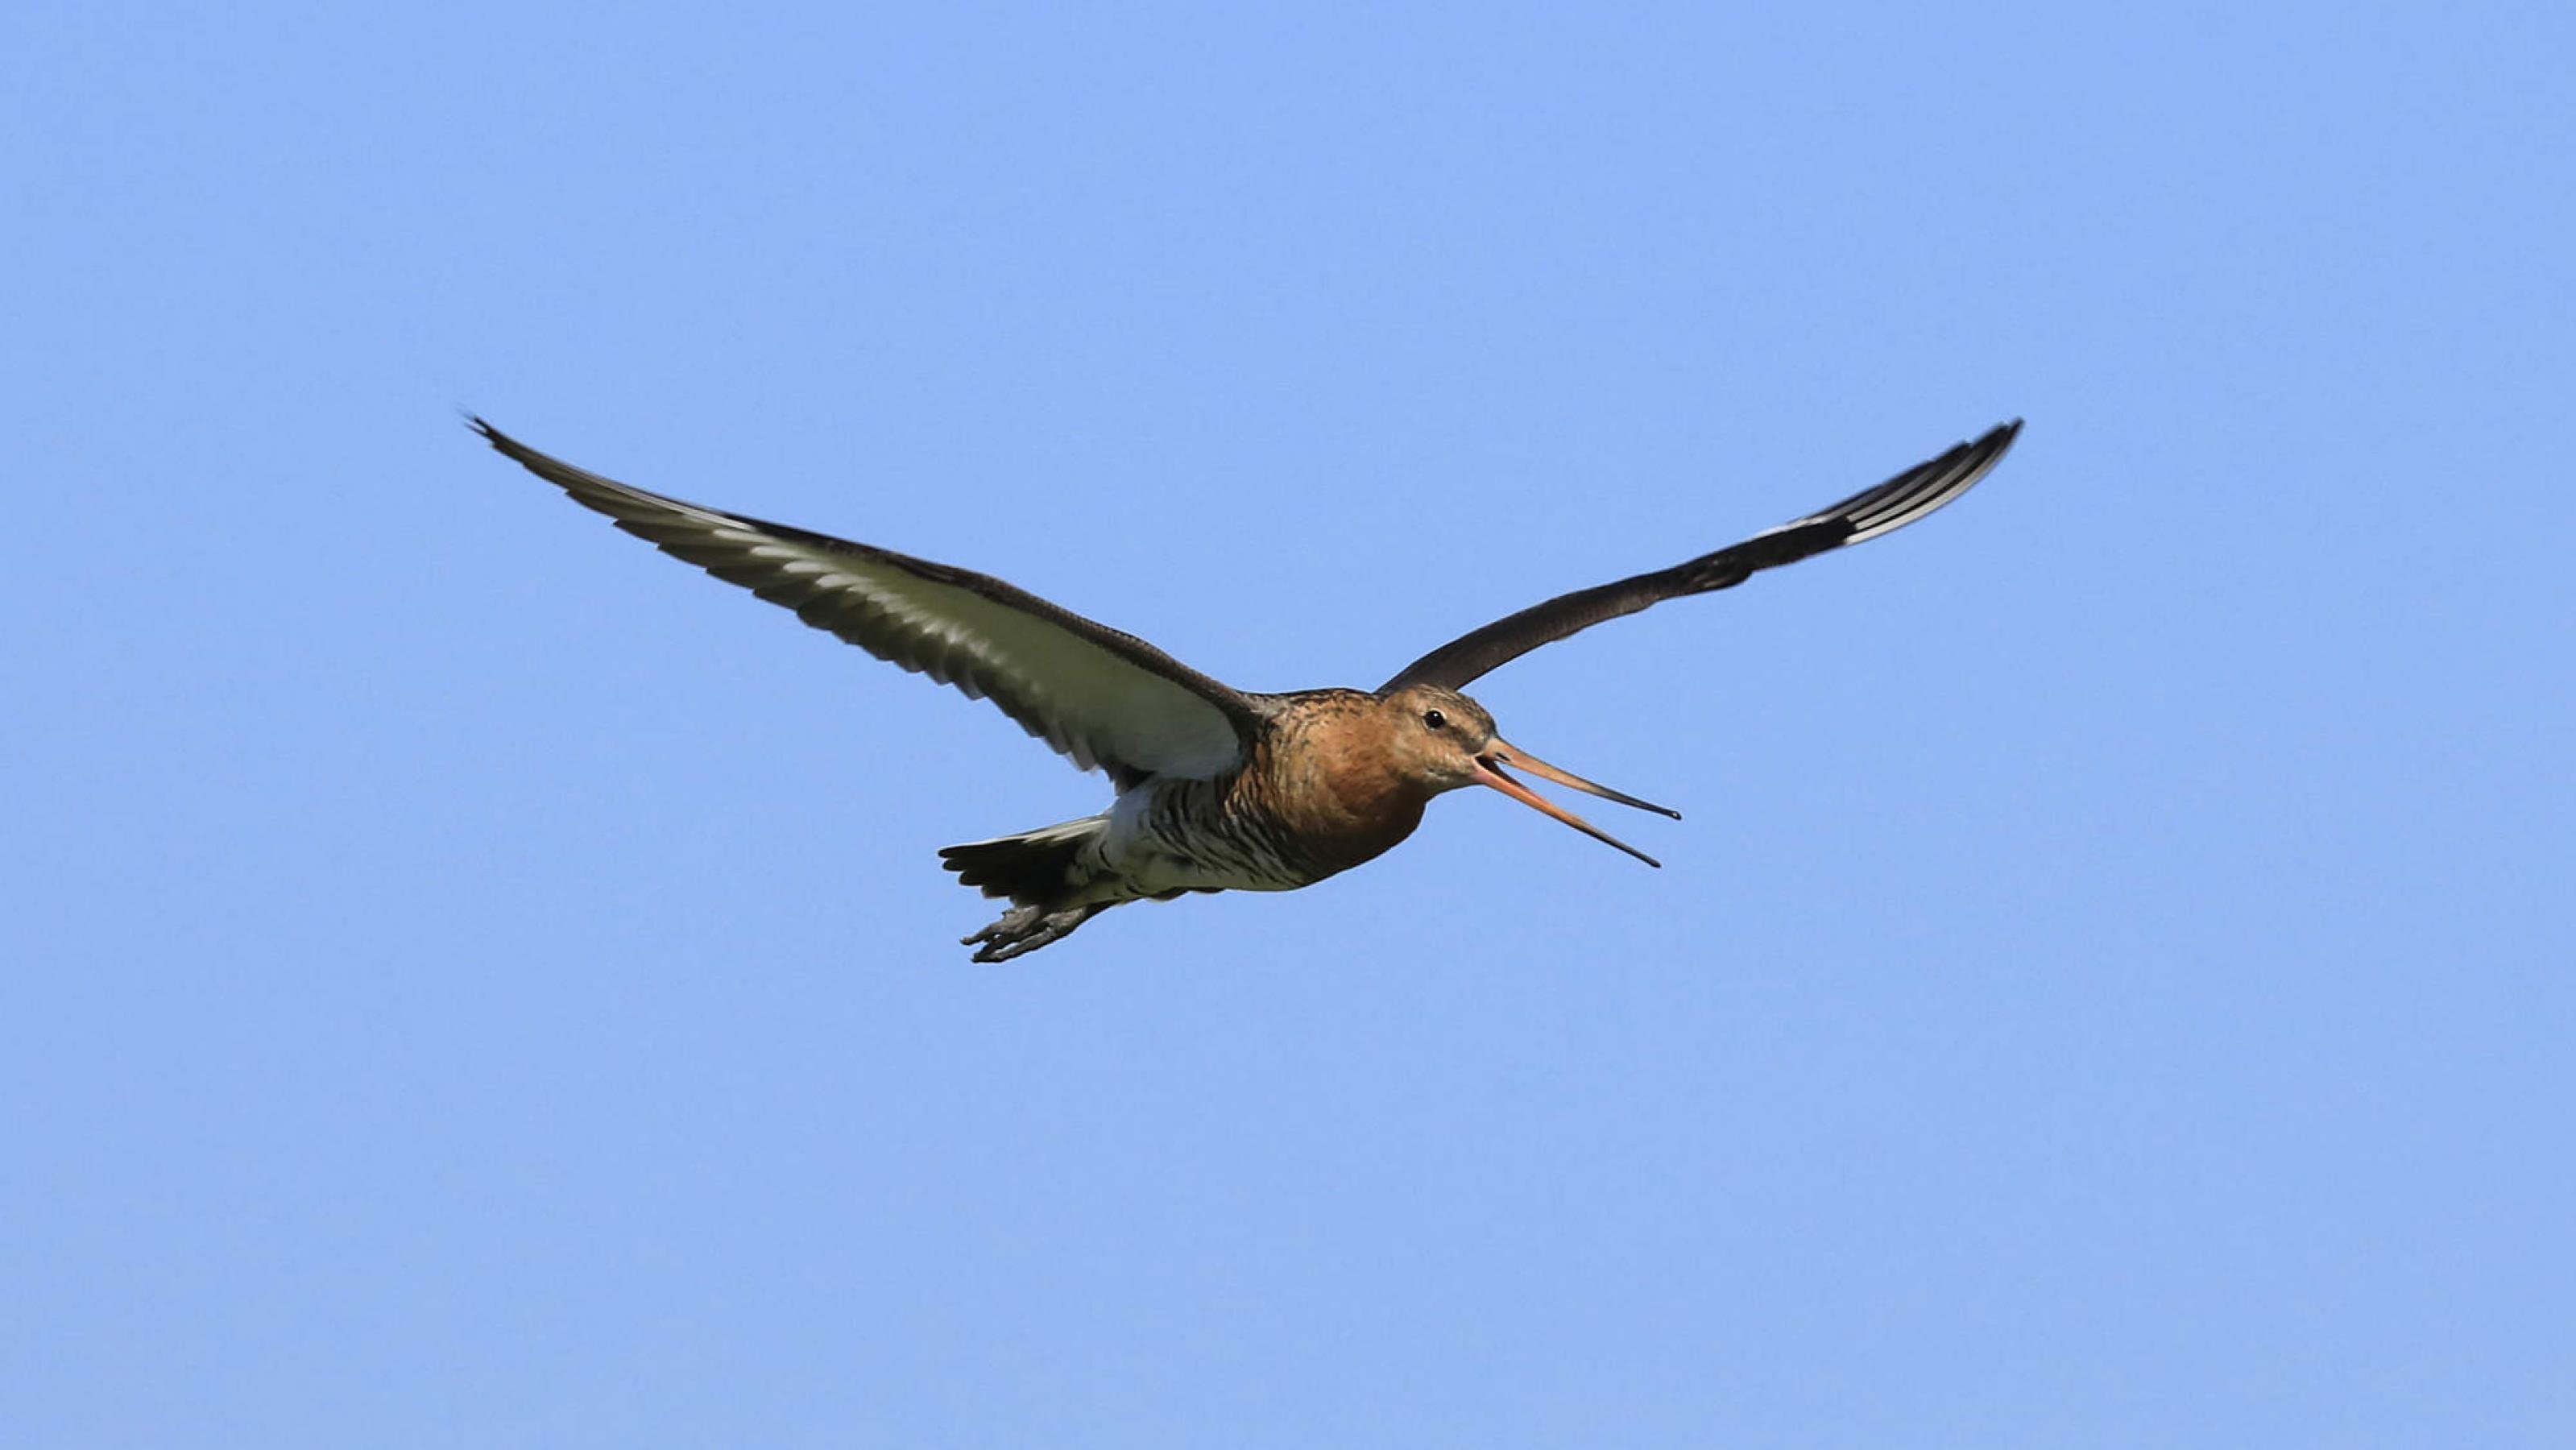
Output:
top-left (474, 420), bottom-right (1263, 784)
top-left (1381, 421), bottom-right (2022, 692)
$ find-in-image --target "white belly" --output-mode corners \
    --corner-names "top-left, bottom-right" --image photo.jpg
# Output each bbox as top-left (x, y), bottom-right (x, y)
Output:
top-left (1099, 784), bottom-right (1308, 896)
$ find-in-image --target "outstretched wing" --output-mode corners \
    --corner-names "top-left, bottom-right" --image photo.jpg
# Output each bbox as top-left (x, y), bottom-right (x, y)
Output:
top-left (1381, 421), bottom-right (2022, 693)
top-left (474, 420), bottom-right (1265, 785)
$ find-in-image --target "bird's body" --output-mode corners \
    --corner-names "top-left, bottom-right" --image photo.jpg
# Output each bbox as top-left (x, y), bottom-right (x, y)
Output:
top-left (942, 688), bottom-right (1446, 956)
top-left (474, 417), bottom-right (2021, 960)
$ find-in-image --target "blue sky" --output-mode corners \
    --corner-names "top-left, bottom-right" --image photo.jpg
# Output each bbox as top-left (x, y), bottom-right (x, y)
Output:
top-left (5, 1), bottom-right (2570, 1444)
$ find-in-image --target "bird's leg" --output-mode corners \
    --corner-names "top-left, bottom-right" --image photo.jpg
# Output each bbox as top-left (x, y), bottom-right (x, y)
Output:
top-left (960, 901), bottom-right (1108, 963)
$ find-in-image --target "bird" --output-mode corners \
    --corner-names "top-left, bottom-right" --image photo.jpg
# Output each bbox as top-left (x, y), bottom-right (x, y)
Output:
top-left (472, 416), bottom-right (2021, 961)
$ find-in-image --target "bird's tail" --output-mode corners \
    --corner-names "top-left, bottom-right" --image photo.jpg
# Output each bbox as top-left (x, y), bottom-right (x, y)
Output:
top-left (938, 814), bottom-right (1111, 905)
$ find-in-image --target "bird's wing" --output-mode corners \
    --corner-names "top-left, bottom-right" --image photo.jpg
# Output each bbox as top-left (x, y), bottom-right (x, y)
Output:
top-left (475, 420), bottom-right (1265, 784)
top-left (1380, 421), bottom-right (2022, 693)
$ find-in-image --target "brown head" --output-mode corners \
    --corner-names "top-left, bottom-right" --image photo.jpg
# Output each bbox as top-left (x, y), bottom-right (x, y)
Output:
top-left (1372, 684), bottom-right (1679, 867)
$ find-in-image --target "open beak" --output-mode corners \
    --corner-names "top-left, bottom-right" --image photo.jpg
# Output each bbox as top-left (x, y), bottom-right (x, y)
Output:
top-left (1473, 738), bottom-right (1679, 868)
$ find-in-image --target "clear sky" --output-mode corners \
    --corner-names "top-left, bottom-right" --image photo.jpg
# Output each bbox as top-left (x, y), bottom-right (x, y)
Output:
top-left (6, 2), bottom-right (2570, 1444)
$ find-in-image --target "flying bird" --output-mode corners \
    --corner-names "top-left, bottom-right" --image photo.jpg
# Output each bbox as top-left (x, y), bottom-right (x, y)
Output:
top-left (474, 417), bottom-right (2020, 960)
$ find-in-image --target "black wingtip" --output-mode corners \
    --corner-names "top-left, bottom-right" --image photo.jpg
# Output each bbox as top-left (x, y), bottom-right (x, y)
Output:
top-left (465, 416), bottom-right (556, 475)
top-left (1952, 419), bottom-right (2022, 459)
top-left (1970, 417), bottom-right (2025, 471)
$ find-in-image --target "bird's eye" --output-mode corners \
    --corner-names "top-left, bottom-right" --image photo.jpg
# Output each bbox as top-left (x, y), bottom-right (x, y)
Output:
top-left (1423, 709), bottom-right (1447, 731)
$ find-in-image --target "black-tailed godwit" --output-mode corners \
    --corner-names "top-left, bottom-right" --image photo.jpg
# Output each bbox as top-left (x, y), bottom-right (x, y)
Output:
top-left (474, 418), bottom-right (2020, 960)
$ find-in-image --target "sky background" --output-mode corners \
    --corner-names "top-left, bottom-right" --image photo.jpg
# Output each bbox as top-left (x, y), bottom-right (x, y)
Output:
top-left (6, 2), bottom-right (2572, 1444)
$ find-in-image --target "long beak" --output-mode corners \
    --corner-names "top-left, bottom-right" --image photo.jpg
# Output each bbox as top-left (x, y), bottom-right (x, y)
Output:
top-left (1473, 738), bottom-right (1679, 868)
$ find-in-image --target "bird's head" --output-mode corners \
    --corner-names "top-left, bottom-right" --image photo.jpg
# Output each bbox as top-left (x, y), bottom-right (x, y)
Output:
top-left (1373, 684), bottom-right (1679, 867)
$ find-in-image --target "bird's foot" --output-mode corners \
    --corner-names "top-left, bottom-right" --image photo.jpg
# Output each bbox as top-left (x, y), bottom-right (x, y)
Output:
top-left (960, 901), bottom-right (1104, 963)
